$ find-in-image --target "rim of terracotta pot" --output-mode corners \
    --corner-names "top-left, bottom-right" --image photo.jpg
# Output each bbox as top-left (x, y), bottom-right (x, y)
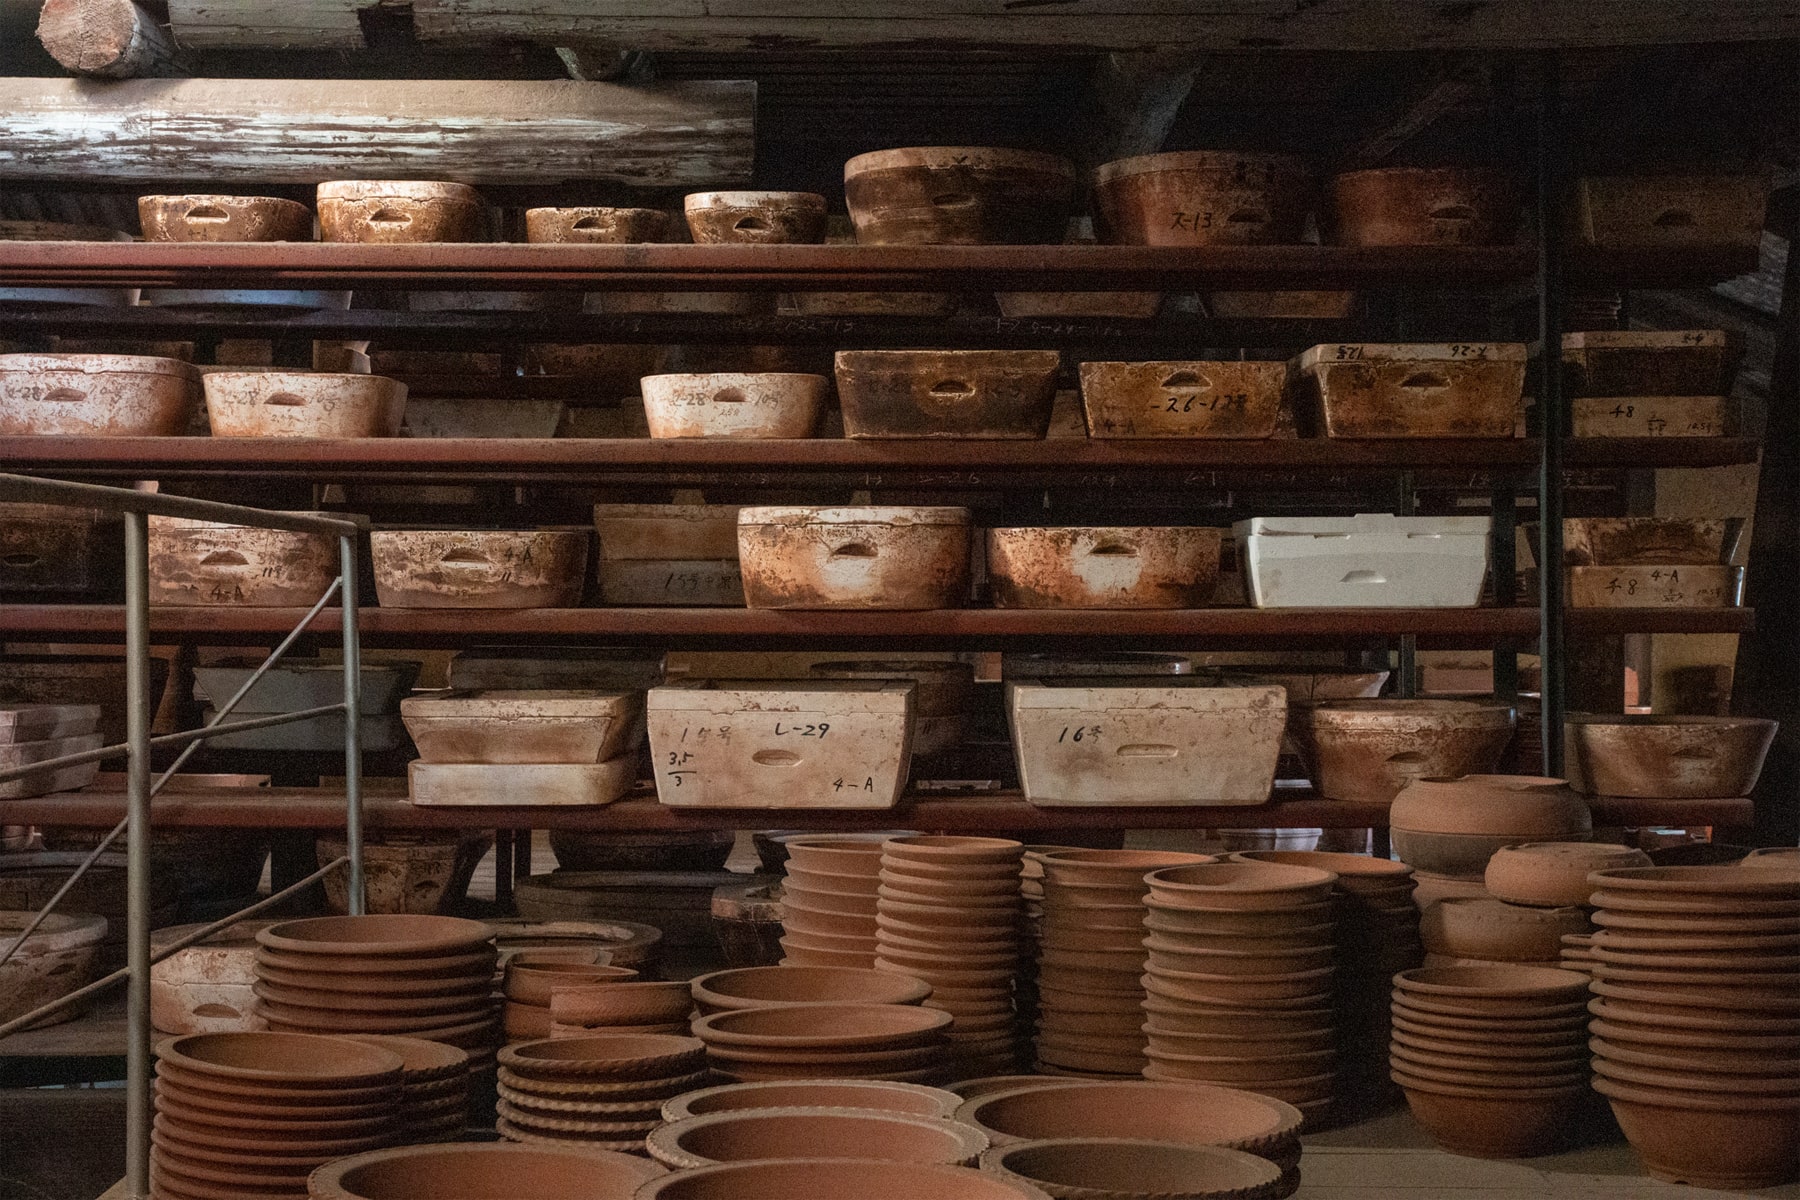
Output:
top-left (257, 915), bottom-right (496, 957)
top-left (1392, 965), bottom-right (1591, 1000)
top-left (691, 1002), bottom-right (952, 1049)
top-left (690, 966), bottom-right (932, 1010)
top-left (632, 1157), bottom-right (1055, 1200)
top-left (645, 1107), bottom-right (989, 1171)
top-left (1588, 865), bottom-right (1800, 896)
top-left (953, 1081), bottom-right (1302, 1155)
top-left (304, 1141), bottom-right (667, 1200)
top-left (1591, 1074), bottom-right (1800, 1112)
top-left (661, 1080), bottom-right (960, 1123)
top-left (979, 1137), bottom-right (1284, 1199)
top-left (883, 836), bottom-right (1026, 864)
top-left (1228, 850), bottom-right (1416, 881)
top-left (1144, 862), bottom-right (1337, 901)
top-left (1390, 1067), bottom-right (1592, 1102)
top-left (498, 1034), bottom-right (704, 1078)
top-left (154, 1033), bottom-right (403, 1088)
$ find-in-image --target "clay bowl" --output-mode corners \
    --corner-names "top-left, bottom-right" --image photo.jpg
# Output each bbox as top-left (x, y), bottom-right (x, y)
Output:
top-left (151, 1063), bottom-right (398, 1112)
top-left (253, 946), bottom-right (495, 980)
top-left (702, 1042), bottom-right (946, 1073)
top-left (1036, 849), bottom-right (1216, 887)
top-left (1388, 1055), bottom-right (1589, 1092)
top-left (1141, 976), bottom-right (1331, 1014)
top-left (1592, 926), bottom-right (1800, 953)
top-left (780, 926), bottom-right (879, 953)
top-left (1037, 894), bottom-right (1147, 920)
top-left (257, 915), bottom-right (495, 959)
top-left (1592, 1055), bottom-right (1800, 1097)
top-left (785, 866), bottom-right (881, 896)
top-left (155, 1032), bottom-right (402, 1090)
top-left (953, 1080), bottom-right (1301, 1156)
top-left (307, 1142), bottom-right (666, 1200)
top-left (1394, 1072), bottom-right (1589, 1159)
top-left (684, 191), bottom-right (828, 244)
top-left (1393, 964), bottom-right (1591, 1003)
top-left (1483, 842), bottom-right (1652, 908)
top-left (546, 980), bottom-right (691, 1027)
top-left (252, 964), bottom-right (493, 1001)
top-left (1589, 887), bottom-right (1800, 918)
top-left (662, 1079), bottom-right (959, 1123)
top-left (783, 837), bottom-right (891, 871)
top-left (692, 1003), bottom-right (952, 1051)
top-left (635, 1158), bottom-right (1052, 1200)
top-left (980, 1136), bottom-right (1281, 1199)
top-left (882, 858), bottom-right (1023, 886)
top-left (1142, 862), bottom-right (1336, 911)
top-left (1591, 1034), bottom-right (1800, 1076)
top-left (782, 948), bottom-right (880, 971)
top-left (505, 962), bottom-right (638, 1006)
top-left (1588, 942), bottom-right (1800, 972)
top-left (1388, 1037), bottom-right (1586, 1072)
top-left (1592, 1076), bottom-right (1800, 1190)
top-left (1419, 899), bottom-right (1590, 963)
top-left (784, 885), bottom-right (880, 918)
top-left (948, 1076), bottom-right (1081, 1101)
top-left (1140, 916), bottom-right (1332, 954)
top-left (255, 997), bottom-right (494, 1031)
top-left (877, 884), bottom-right (1020, 912)
top-left (1228, 849), bottom-right (1416, 895)
top-left (1388, 1012), bottom-right (1584, 1046)
top-left (881, 941), bottom-right (1016, 969)
top-left (251, 977), bottom-right (491, 1014)
top-left (882, 874), bottom-right (1023, 900)
top-left (1144, 1025), bottom-right (1334, 1061)
top-left (1589, 865), bottom-right (1800, 900)
top-left (1140, 900), bottom-right (1333, 936)
top-left (1565, 714), bottom-right (1777, 799)
top-left (648, 1107), bottom-right (987, 1169)
top-left (150, 1150), bottom-right (310, 1192)
top-left (1142, 939), bottom-right (1335, 977)
top-left (499, 1034), bottom-right (706, 1081)
top-left (878, 911), bottom-right (1019, 940)
top-left (1389, 990), bottom-right (1590, 1026)
top-left (691, 966), bottom-right (931, 1015)
top-left (1140, 1043), bottom-right (1337, 1083)
top-left (334, 1035), bottom-right (464, 1082)
top-left (1143, 961), bottom-right (1335, 1003)
top-left (1141, 997), bottom-right (1332, 1038)
top-left (153, 1113), bottom-right (386, 1157)
top-left (1391, 774), bottom-right (1591, 835)
top-left (883, 836), bottom-right (1025, 867)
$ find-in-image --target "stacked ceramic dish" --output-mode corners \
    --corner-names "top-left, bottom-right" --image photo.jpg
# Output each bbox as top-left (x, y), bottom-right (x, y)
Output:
top-left (1233, 850), bottom-right (1421, 1117)
top-left (251, 916), bottom-right (500, 1063)
top-left (690, 1001), bottom-right (952, 1083)
top-left (1388, 965), bottom-right (1593, 1158)
top-left (502, 957), bottom-right (639, 1042)
top-left (875, 836), bottom-right (1027, 1075)
top-left (635, 1160), bottom-right (1049, 1199)
top-left (343, 1034), bottom-right (470, 1144)
top-left (1586, 864), bottom-right (1800, 1189)
top-left (648, 1106), bottom-right (988, 1170)
top-left (780, 837), bottom-right (884, 968)
top-left (689, 964), bottom-right (933, 1017)
top-left (307, 1143), bottom-right (669, 1200)
top-left (151, 1031), bottom-right (402, 1200)
top-left (496, 1033), bottom-right (708, 1152)
top-left (548, 979), bottom-right (693, 1037)
top-left (661, 1078), bottom-right (961, 1122)
top-left (953, 1079), bottom-right (1305, 1197)
top-left (1033, 849), bottom-right (1212, 1076)
top-left (1140, 862), bottom-right (1338, 1114)
top-left (401, 689), bottom-right (645, 809)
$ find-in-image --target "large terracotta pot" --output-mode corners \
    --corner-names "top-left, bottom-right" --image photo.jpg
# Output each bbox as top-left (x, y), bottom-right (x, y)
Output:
top-left (1294, 700), bottom-right (1516, 803)
top-left (844, 147), bottom-right (1075, 245)
top-left (1565, 715), bottom-right (1777, 798)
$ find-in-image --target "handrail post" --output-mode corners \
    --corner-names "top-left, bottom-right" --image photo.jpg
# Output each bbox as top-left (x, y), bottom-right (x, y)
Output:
top-left (122, 509), bottom-right (152, 1200)
top-left (341, 534), bottom-right (365, 916)
top-left (1535, 50), bottom-right (1568, 778)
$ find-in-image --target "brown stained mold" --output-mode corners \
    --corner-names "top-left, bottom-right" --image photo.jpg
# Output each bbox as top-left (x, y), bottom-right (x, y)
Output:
top-left (139, 195), bottom-right (312, 243)
top-left (684, 192), bottom-right (828, 244)
top-left (985, 526), bottom-right (1221, 609)
top-left (844, 147), bottom-right (1075, 246)
top-left (1092, 152), bottom-right (1313, 247)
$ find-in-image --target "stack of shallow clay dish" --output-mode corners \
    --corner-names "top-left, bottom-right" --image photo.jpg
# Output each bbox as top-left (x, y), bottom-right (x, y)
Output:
top-left (343, 1034), bottom-right (471, 1144)
top-left (502, 958), bottom-right (638, 1042)
top-left (779, 837), bottom-right (885, 968)
top-left (1388, 965), bottom-right (1593, 1158)
top-left (1232, 850), bottom-right (1421, 1117)
top-left (1016, 846), bottom-right (1083, 1039)
top-left (1139, 862), bottom-right (1339, 1116)
top-left (875, 836), bottom-right (1027, 1075)
top-left (689, 964), bottom-right (932, 1017)
top-left (661, 1077), bottom-right (961, 1122)
top-left (1033, 849), bottom-right (1213, 1077)
top-left (689, 1001), bottom-right (952, 1083)
top-left (647, 1106), bottom-right (989, 1171)
top-left (496, 1033), bottom-right (708, 1152)
top-left (252, 916), bottom-right (500, 1064)
top-left (1586, 864), bottom-right (1800, 1189)
top-left (953, 1078), bottom-right (1305, 1197)
top-left (151, 1031), bottom-right (402, 1200)
top-left (307, 1142), bottom-right (669, 1200)
top-left (549, 979), bottom-right (693, 1037)
top-left (635, 1159), bottom-right (1051, 1199)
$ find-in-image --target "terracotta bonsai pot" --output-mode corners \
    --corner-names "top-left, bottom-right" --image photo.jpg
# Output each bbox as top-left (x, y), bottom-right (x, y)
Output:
top-left (953, 1081), bottom-right (1302, 1160)
top-left (980, 1137), bottom-right (1284, 1199)
top-left (843, 147), bottom-right (1076, 245)
top-left (633, 1159), bottom-right (1054, 1200)
top-left (689, 966), bottom-right (934, 1019)
top-left (1419, 899), bottom-right (1590, 962)
top-left (1143, 862), bottom-right (1336, 911)
top-left (504, 962), bottom-right (637, 1006)
top-left (316, 181), bottom-right (483, 244)
top-left (1593, 1075), bottom-right (1800, 1189)
top-left (1484, 842), bottom-right (1652, 907)
top-left (257, 915), bottom-right (494, 958)
top-left (1393, 1071), bottom-right (1588, 1158)
top-left (1138, 901), bottom-right (1332, 936)
top-left (499, 1034), bottom-right (706, 1080)
top-left (524, 207), bottom-right (671, 244)
top-left (640, 372), bottom-right (826, 439)
top-left (684, 192), bottom-right (828, 244)
top-left (1295, 700), bottom-right (1515, 804)
top-left (139, 195), bottom-right (312, 243)
top-left (1565, 715), bottom-right (1777, 798)
top-left (1394, 964), bottom-right (1590, 1004)
top-left (1327, 168), bottom-right (1519, 246)
top-left (646, 1108), bottom-right (988, 1169)
top-left (692, 1003), bottom-right (952, 1051)
top-left (307, 1142), bottom-right (666, 1199)
top-left (662, 1079), bottom-right (959, 1122)
top-left (155, 1032), bottom-right (402, 1089)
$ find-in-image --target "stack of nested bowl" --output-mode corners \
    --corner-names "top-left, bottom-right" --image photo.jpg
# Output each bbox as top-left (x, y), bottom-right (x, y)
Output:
top-left (151, 1031), bottom-right (402, 1200)
top-left (689, 965), bottom-right (932, 1017)
top-left (502, 958), bottom-right (638, 1042)
top-left (1033, 849), bottom-right (1212, 1077)
top-left (343, 1034), bottom-right (470, 1144)
top-left (549, 979), bottom-right (693, 1038)
top-left (1586, 864), bottom-right (1800, 1189)
top-left (780, 837), bottom-right (884, 968)
top-left (690, 1001), bottom-right (952, 1083)
top-left (1140, 862), bottom-right (1338, 1115)
top-left (875, 836), bottom-right (1026, 1076)
top-left (1388, 965), bottom-right (1593, 1158)
top-left (648, 1106), bottom-right (988, 1171)
top-left (1018, 846), bottom-right (1083, 1039)
top-left (252, 917), bottom-right (500, 1064)
top-left (1233, 851), bottom-right (1420, 1117)
top-left (496, 1033), bottom-right (708, 1152)
top-left (953, 1079), bottom-right (1305, 1198)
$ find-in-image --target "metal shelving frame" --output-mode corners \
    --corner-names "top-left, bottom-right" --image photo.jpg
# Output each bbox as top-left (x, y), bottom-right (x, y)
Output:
top-left (0, 473), bottom-right (367, 1200)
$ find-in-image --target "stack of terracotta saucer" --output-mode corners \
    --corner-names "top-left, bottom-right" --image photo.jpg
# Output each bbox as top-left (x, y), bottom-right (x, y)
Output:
top-left (1034, 849), bottom-right (1213, 1077)
top-left (1389, 965), bottom-right (1592, 1158)
top-left (1586, 864), bottom-right (1800, 1189)
top-left (253, 916), bottom-right (500, 1065)
top-left (503, 959), bottom-right (639, 1042)
top-left (690, 1001), bottom-right (952, 1083)
top-left (345, 1034), bottom-right (470, 1144)
top-left (1139, 861), bottom-right (1338, 1115)
top-left (497, 1033), bottom-right (708, 1152)
top-left (875, 836), bottom-right (1026, 1076)
top-left (550, 979), bottom-right (694, 1036)
top-left (1234, 850), bottom-right (1421, 1117)
top-left (1559, 933), bottom-right (1597, 978)
top-left (779, 837), bottom-right (884, 968)
top-left (151, 1031), bottom-right (402, 1200)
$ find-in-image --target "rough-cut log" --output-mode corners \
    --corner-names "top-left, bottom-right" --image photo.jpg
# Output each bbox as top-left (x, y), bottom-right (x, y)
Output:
top-left (0, 77), bottom-right (755, 187)
top-left (402, 1), bottom-right (1800, 52)
top-left (165, 0), bottom-right (367, 49)
top-left (37, 0), bottom-right (187, 78)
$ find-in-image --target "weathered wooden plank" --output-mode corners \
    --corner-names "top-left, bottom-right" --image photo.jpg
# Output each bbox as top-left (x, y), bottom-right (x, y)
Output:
top-left (37, 0), bottom-right (188, 78)
top-left (165, 0), bottom-right (367, 49)
top-left (407, 0), bottom-right (1800, 51)
top-left (0, 77), bottom-right (755, 186)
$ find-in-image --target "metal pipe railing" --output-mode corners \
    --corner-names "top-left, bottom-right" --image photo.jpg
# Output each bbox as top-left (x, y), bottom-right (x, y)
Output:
top-left (0, 705), bottom-right (348, 783)
top-left (123, 509), bottom-right (152, 1199)
top-left (0, 473), bottom-right (359, 535)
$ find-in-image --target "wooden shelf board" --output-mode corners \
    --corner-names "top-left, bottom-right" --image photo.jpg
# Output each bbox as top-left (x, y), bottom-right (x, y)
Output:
top-left (2, 786), bottom-right (1753, 833)
top-left (0, 242), bottom-right (1759, 291)
top-left (0, 604), bottom-right (1755, 646)
top-left (0, 437), bottom-right (1761, 484)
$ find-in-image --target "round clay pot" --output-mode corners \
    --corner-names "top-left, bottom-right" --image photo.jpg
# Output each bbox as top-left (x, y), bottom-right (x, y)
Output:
top-left (1565, 714), bottom-right (1777, 799)
top-left (1388, 1037), bottom-right (1585, 1072)
top-left (1484, 842), bottom-right (1652, 907)
top-left (691, 966), bottom-right (931, 1014)
top-left (256, 915), bottom-right (495, 958)
top-left (983, 1136), bottom-right (1285, 1199)
top-left (1419, 899), bottom-right (1590, 962)
top-left (635, 1158), bottom-right (1054, 1200)
top-left (692, 1003), bottom-right (952, 1050)
top-left (1294, 700), bottom-right (1515, 804)
top-left (663, 1079), bottom-right (960, 1123)
top-left (884, 836), bottom-right (1025, 867)
top-left (1591, 1055), bottom-right (1800, 1096)
top-left (1391, 775), bottom-right (1592, 842)
top-left (154, 1032), bottom-right (402, 1089)
top-left (1387, 1054), bottom-right (1588, 1091)
top-left (307, 1141), bottom-right (666, 1199)
top-left (954, 1081), bottom-right (1301, 1159)
top-left (547, 980), bottom-right (691, 1027)
top-left (783, 837), bottom-right (892, 869)
top-left (1142, 862), bottom-right (1336, 911)
top-left (1591, 1035), bottom-right (1800, 1076)
top-left (1139, 901), bottom-right (1332, 936)
top-left (1393, 964), bottom-right (1590, 1004)
top-left (648, 1108), bottom-right (987, 1169)
top-left (253, 945), bottom-right (495, 978)
top-left (1139, 1043), bottom-right (1337, 1083)
top-left (878, 885), bottom-right (1020, 912)
top-left (505, 962), bottom-right (637, 1006)
top-left (1592, 1076), bottom-right (1800, 1190)
top-left (1389, 992), bottom-right (1589, 1026)
top-left (251, 979), bottom-right (488, 1015)
top-left (1394, 1073), bottom-right (1588, 1159)
top-left (1229, 850), bottom-right (1415, 892)
top-left (499, 1034), bottom-right (705, 1080)
top-left (785, 886), bottom-right (879, 918)
top-left (524, 206), bottom-right (671, 244)
top-left (883, 856), bottom-right (1022, 883)
top-left (684, 191), bottom-right (829, 244)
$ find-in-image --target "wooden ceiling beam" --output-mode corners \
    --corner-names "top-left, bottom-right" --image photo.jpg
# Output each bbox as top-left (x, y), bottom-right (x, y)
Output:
top-left (37, 0), bottom-right (188, 78)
